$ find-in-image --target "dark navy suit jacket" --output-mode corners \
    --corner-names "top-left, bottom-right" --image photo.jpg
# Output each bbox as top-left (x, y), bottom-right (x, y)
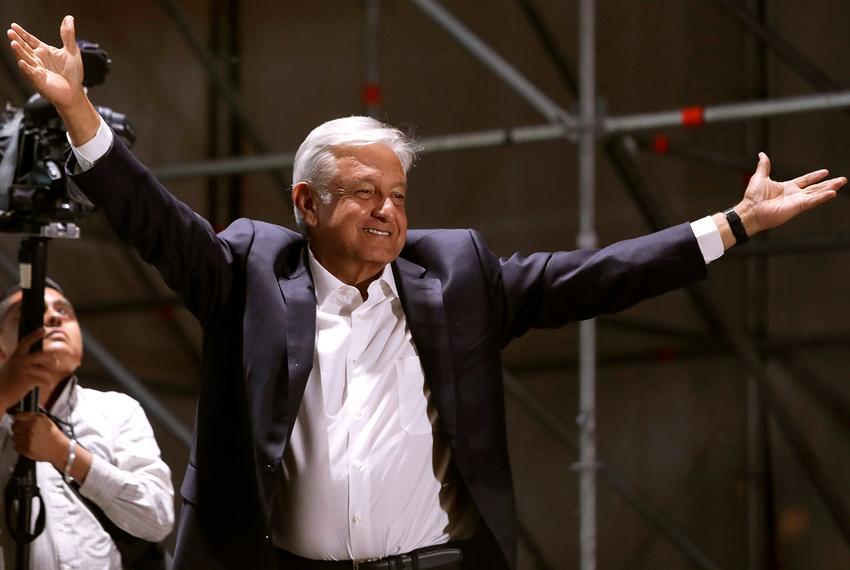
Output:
top-left (71, 137), bottom-right (707, 569)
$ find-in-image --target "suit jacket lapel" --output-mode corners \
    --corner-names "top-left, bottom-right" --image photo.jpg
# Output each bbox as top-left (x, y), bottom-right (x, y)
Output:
top-left (394, 257), bottom-right (457, 445)
top-left (277, 259), bottom-right (316, 454)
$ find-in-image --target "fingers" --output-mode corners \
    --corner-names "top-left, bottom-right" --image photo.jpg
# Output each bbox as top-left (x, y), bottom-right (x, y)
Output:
top-left (59, 15), bottom-right (77, 56)
top-left (792, 169), bottom-right (830, 189)
top-left (793, 176), bottom-right (845, 213)
top-left (11, 411), bottom-right (39, 424)
top-left (14, 328), bottom-right (45, 356)
top-left (801, 188), bottom-right (838, 211)
top-left (8, 23), bottom-right (42, 50)
top-left (804, 176), bottom-right (847, 195)
top-left (8, 37), bottom-right (39, 67)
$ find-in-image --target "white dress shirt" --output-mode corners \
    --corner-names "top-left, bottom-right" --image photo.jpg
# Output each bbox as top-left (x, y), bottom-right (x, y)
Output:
top-left (271, 251), bottom-right (477, 560)
top-left (0, 378), bottom-right (174, 570)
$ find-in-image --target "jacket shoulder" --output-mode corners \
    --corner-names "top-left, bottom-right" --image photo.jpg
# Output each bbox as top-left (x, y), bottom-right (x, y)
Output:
top-left (404, 228), bottom-right (487, 256)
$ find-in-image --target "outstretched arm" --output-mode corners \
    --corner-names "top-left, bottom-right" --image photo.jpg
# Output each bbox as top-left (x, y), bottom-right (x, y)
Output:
top-left (714, 152), bottom-right (845, 249)
top-left (7, 15), bottom-right (100, 145)
top-left (8, 16), bottom-right (246, 324)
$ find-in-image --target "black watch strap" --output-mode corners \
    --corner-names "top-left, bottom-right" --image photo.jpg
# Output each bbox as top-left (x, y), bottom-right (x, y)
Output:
top-left (723, 207), bottom-right (749, 245)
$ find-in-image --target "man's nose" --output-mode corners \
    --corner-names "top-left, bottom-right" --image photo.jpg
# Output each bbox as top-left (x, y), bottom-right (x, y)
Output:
top-left (44, 308), bottom-right (62, 327)
top-left (372, 196), bottom-right (394, 220)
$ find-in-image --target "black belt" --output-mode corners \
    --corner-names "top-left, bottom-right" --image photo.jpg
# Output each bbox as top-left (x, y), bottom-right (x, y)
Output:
top-left (276, 543), bottom-right (464, 570)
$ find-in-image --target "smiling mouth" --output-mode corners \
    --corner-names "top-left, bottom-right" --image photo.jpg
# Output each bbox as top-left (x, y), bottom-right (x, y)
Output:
top-left (362, 228), bottom-right (391, 237)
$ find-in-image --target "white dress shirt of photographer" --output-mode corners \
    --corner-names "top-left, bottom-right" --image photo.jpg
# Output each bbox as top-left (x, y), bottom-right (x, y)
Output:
top-left (0, 283), bottom-right (174, 570)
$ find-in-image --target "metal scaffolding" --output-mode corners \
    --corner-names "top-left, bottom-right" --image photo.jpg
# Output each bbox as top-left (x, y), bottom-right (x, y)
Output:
top-left (145, 1), bottom-right (850, 568)
top-left (4, 2), bottom-right (848, 569)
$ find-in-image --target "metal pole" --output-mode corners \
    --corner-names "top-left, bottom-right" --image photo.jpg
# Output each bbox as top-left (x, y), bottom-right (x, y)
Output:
top-left (154, 0), bottom-right (291, 199)
top-left (151, 89), bottom-right (850, 181)
top-left (603, 91), bottom-right (850, 134)
top-left (709, 0), bottom-right (842, 93)
top-left (363, 0), bottom-right (382, 118)
top-left (12, 238), bottom-right (48, 570)
top-left (409, 0), bottom-right (576, 130)
top-left (743, 1), bottom-right (774, 564)
top-left (82, 333), bottom-right (192, 448)
top-left (602, 131), bottom-right (850, 551)
top-left (503, 371), bottom-right (722, 570)
top-left (576, 1), bottom-right (597, 568)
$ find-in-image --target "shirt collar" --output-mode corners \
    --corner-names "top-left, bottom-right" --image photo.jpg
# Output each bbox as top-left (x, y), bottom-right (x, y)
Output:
top-left (47, 376), bottom-right (78, 418)
top-left (307, 247), bottom-right (399, 309)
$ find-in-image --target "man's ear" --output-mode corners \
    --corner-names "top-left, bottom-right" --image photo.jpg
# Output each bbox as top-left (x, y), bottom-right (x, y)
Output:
top-left (292, 182), bottom-right (319, 228)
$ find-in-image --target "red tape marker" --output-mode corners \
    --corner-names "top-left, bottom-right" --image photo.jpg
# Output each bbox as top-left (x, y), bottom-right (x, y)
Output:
top-left (681, 106), bottom-right (704, 127)
top-left (363, 83), bottom-right (381, 106)
top-left (652, 135), bottom-right (670, 154)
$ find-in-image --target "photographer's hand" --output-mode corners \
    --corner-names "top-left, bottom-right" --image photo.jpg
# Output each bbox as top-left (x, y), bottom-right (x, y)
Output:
top-left (6, 15), bottom-right (101, 146)
top-left (0, 328), bottom-right (68, 412)
top-left (11, 411), bottom-right (93, 483)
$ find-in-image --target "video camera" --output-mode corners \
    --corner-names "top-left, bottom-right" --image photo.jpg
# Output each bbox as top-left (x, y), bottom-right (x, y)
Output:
top-left (0, 39), bottom-right (134, 236)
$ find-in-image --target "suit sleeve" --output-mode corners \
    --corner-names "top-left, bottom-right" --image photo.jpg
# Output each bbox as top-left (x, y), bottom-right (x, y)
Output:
top-left (473, 223), bottom-right (708, 345)
top-left (69, 135), bottom-right (254, 325)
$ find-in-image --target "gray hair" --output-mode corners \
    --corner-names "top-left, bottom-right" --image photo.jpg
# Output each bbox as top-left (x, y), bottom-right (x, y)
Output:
top-left (291, 116), bottom-right (418, 234)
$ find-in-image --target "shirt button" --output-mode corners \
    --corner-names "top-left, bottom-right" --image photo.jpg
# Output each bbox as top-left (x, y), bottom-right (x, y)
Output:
top-left (266, 463), bottom-right (274, 472)
top-left (352, 515), bottom-right (362, 523)
top-left (353, 460), bottom-right (364, 470)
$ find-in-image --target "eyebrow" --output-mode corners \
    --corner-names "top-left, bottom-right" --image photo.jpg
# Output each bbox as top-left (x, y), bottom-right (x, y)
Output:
top-left (349, 175), bottom-right (407, 190)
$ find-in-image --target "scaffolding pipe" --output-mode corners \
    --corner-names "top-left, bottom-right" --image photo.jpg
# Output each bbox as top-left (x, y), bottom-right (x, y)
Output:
top-left (363, 0), bottom-right (382, 118)
top-left (604, 91), bottom-right (850, 133)
top-left (82, 333), bottom-right (193, 449)
top-left (710, 0), bottom-right (842, 93)
top-left (503, 371), bottom-right (722, 570)
top-left (742, 5), bottom-right (774, 563)
top-left (509, 333), bottom-right (850, 373)
top-left (151, 90), bottom-right (850, 181)
top-left (409, 0), bottom-right (576, 129)
top-left (154, 0), bottom-right (291, 198)
top-left (610, 150), bottom-right (850, 550)
top-left (576, 0), bottom-right (598, 568)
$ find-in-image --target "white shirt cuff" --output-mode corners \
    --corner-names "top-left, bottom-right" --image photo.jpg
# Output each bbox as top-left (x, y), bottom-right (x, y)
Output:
top-left (68, 115), bottom-right (113, 171)
top-left (690, 215), bottom-right (724, 264)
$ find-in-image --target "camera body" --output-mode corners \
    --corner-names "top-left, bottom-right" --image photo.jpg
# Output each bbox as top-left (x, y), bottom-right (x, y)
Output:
top-left (0, 39), bottom-right (133, 235)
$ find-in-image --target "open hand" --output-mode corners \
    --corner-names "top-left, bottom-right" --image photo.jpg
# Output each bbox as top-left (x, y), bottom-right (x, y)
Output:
top-left (738, 152), bottom-right (846, 235)
top-left (7, 16), bottom-right (85, 111)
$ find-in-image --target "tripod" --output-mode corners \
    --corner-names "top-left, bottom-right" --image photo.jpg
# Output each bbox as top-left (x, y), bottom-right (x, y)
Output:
top-left (3, 237), bottom-right (50, 570)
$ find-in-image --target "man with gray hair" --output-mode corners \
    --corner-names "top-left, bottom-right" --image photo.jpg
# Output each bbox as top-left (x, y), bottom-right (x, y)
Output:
top-left (7, 16), bottom-right (845, 570)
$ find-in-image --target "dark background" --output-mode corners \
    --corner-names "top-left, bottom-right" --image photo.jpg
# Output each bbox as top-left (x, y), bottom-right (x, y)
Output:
top-left (1, 1), bottom-right (849, 568)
